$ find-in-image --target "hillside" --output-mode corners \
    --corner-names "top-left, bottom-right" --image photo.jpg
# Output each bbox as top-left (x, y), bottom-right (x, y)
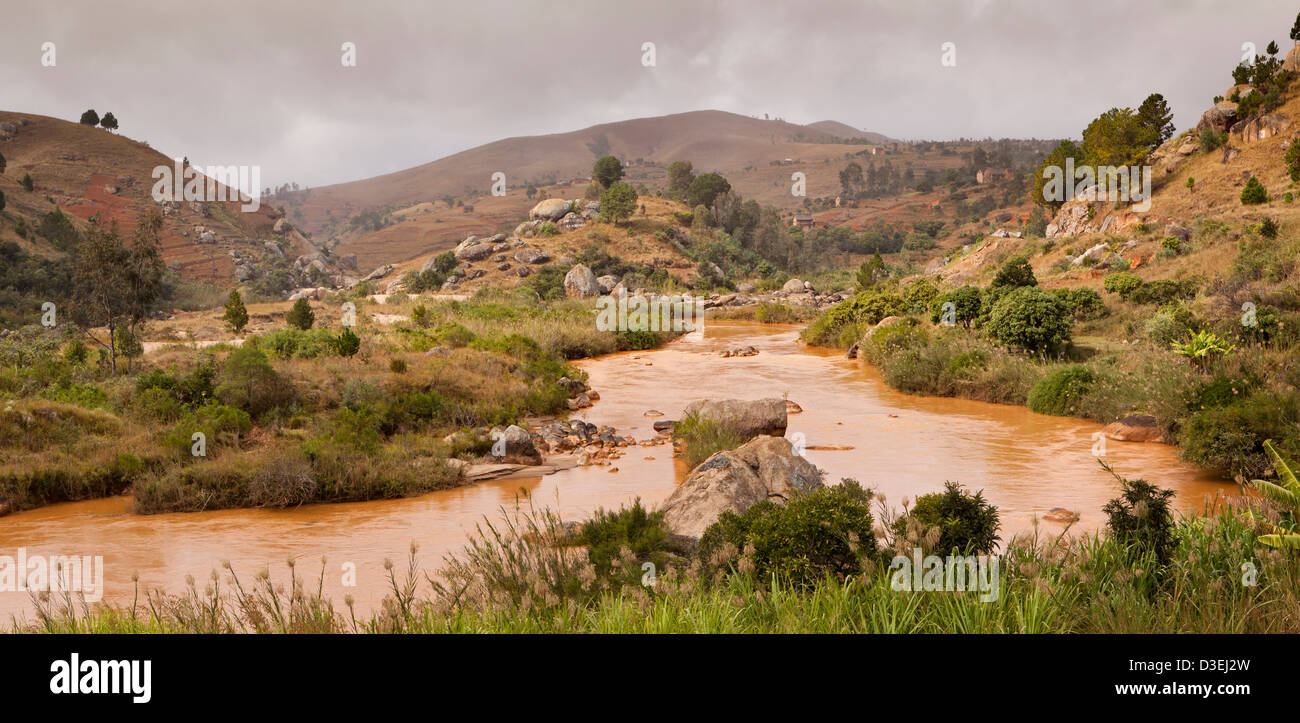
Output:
top-left (277, 110), bottom-right (896, 235)
top-left (0, 110), bottom-right (317, 285)
top-left (805, 120), bottom-right (893, 144)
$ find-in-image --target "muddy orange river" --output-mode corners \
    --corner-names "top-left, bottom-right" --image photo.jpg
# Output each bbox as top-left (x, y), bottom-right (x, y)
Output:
top-left (0, 322), bottom-right (1226, 621)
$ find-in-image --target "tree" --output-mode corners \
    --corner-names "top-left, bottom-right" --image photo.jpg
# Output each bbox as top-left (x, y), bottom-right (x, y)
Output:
top-left (335, 327), bottom-right (360, 357)
top-left (99, 112), bottom-right (118, 131)
top-left (20, 173), bottom-right (34, 192)
top-left (1186, 176), bottom-right (1195, 193)
top-left (592, 156), bottom-right (624, 189)
top-left (599, 181), bottom-right (638, 225)
top-left (666, 161), bottom-right (695, 199)
top-left (72, 215), bottom-right (166, 374)
top-left (990, 254), bottom-right (1037, 289)
top-left (986, 286), bottom-right (1073, 354)
top-left (1292, 12), bottom-right (1300, 43)
top-left (79, 109), bottom-right (100, 126)
top-left (1031, 140), bottom-right (1081, 210)
top-left (839, 162), bottom-right (865, 198)
top-left (1136, 93), bottom-right (1175, 146)
top-left (223, 290), bottom-right (249, 333)
top-left (930, 285), bottom-right (982, 328)
top-left (286, 298), bottom-right (315, 330)
top-left (1082, 107), bottom-right (1158, 168)
top-left (687, 172), bottom-right (731, 209)
top-left (1241, 176), bottom-right (1268, 205)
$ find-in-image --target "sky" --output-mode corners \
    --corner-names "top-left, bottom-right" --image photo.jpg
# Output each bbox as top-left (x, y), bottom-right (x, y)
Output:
top-left (3, 0), bottom-right (1297, 190)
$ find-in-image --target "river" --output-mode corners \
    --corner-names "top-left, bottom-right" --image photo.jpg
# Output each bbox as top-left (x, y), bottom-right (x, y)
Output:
top-left (0, 321), bottom-right (1226, 622)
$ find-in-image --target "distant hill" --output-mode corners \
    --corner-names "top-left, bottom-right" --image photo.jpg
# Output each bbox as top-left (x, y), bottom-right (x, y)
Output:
top-left (804, 120), bottom-right (893, 144)
top-left (280, 110), bottom-right (880, 234)
top-left (0, 110), bottom-right (314, 285)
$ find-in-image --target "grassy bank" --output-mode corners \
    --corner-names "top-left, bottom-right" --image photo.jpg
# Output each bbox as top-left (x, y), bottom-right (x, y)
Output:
top-left (0, 287), bottom-right (686, 515)
top-left (17, 474), bottom-right (1300, 633)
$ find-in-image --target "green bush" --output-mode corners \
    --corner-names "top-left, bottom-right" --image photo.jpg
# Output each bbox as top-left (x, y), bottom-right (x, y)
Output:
top-left (1144, 303), bottom-right (1200, 346)
top-left (1103, 470), bottom-right (1176, 567)
top-left (1051, 287), bottom-right (1105, 319)
top-left (259, 328), bottom-right (338, 359)
top-left (1127, 278), bottom-right (1196, 306)
top-left (985, 286), bottom-right (1073, 354)
top-left (802, 291), bottom-right (906, 347)
top-left (893, 481), bottom-right (1000, 555)
top-left (286, 298), bottom-right (315, 330)
top-left (1241, 176), bottom-right (1268, 205)
top-left (1027, 365), bottom-right (1095, 416)
top-left (214, 347), bottom-right (295, 417)
top-left (1178, 391), bottom-right (1300, 478)
top-left (929, 285), bottom-right (982, 328)
top-left (990, 255), bottom-right (1037, 289)
top-left (1103, 271), bottom-right (1143, 298)
top-left (698, 479), bottom-right (877, 587)
top-left (578, 500), bottom-right (678, 588)
top-left (674, 413), bottom-right (744, 467)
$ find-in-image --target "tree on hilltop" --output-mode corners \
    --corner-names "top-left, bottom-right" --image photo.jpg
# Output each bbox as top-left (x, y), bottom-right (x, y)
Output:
top-left (593, 156), bottom-right (624, 189)
top-left (79, 109), bottom-right (99, 126)
top-left (99, 112), bottom-right (119, 131)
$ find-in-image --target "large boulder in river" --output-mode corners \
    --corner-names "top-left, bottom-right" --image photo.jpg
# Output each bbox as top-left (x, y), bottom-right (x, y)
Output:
top-left (563, 264), bottom-right (600, 298)
top-left (660, 436), bottom-right (824, 538)
top-left (682, 397), bottom-right (787, 439)
top-left (1102, 414), bottom-right (1168, 443)
top-left (530, 198), bottom-right (572, 221)
top-left (489, 424), bottom-right (542, 464)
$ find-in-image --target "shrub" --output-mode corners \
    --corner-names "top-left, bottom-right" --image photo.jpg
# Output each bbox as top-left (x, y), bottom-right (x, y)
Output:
top-left (214, 346), bottom-right (295, 417)
top-left (434, 322), bottom-right (476, 348)
top-left (893, 481), bottom-right (1000, 555)
top-left (1144, 303), bottom-right (1200, 346)
top-left (985, 286), bottom-right (1073, 354)
top-left (223, 290), bottom-right (249, 333)
top-left (1178, 391), bottom-right (1300, 479)
top-left (1103, 271), bottom-right (1143, 298)
top-left (1051, 287), bottom-right (1105, 319)
top-left (259, 328), bottom-right (337, 359)
top-left (335, 327), bottom-right (361, 357)
top-left (990, 255), bottom-right (1037, 289)
top-left (802, 291), bottom-right (906, 347)
top-left (929, 285), bottom-right (982, 328)
top-left (1127, 278), bottom-right (1196, 306)
top-left (902, 278), bottom-right (940, 314)
top-left (674, 413), bottom-right (744, 467)
top-left (285, 298), bottom-right (315, 330)
top-left (411, 304), bottom-right (432, 328)
top-left (1027, 365), bottom-right (1095, 416)
top-left (697, 479), bottom-right (876, 587)
top-left (1102, 468), bottom-right (1176, 567)
top-left (389, 358), bottom-right (407, 373)
top-left (578, 500), bottom-right (678, 587)
top-left (1241, 177), bottom-right (1268, 205)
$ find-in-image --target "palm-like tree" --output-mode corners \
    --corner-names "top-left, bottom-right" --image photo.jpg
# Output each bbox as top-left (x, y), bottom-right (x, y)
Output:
top-left (1250, 440), bottom-right (1300, 549)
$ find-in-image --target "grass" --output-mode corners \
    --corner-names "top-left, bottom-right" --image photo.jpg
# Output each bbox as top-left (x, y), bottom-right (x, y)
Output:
top-left (16, 491), bottom-right (1300, 634)
top-left (672, 412), bottom-right (745, 467)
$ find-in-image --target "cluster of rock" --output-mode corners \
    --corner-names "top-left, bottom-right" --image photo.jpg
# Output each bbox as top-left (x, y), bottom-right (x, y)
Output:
top-left (719, 345), bottom-right (759, 358)
top-left (700, 279), bottom-right (852, 311)
top-left (0, 117), bottom-right (30, 140)
top-left (518, 198), bottom-right (600, 236)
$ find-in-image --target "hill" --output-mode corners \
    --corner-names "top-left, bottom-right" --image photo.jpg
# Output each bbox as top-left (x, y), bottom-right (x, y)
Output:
top-left (0, 110), bottom-right (319, 286)
top-left (805, 120), bottom-right (893, 144)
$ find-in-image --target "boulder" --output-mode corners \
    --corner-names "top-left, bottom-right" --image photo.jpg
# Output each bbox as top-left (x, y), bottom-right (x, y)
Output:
top-left (489, 424), bottom-right (542, 465)
top-left (454, 236), bottom-right (493, 262)
top-left (1102, 414), bottom-right (1168, 443)
top-left (514, 248), bottom-right (550, 265)
top-left (596, 275), bottom-right (620, 294)
top-left (362, 264), bottom-right (393, 282)
top-left (660, 436), bottom-right (825, 539)
top-left (681, 397), bottom-right (787, 439)
top-left (1233, 113), bottom-right (1292, 144)
top-left (563, 264), bottom-right (600, 298)
top-left (781, 278), bottom-right (805, 293)
top-left (529, 198), bottom-right (571, 221)
top-left (1285, 44), bottom-right (1300, 74)
top-left (1164, 224), bottom-right (1191, 242)
top-left (1196, 101), bottom-right (1238, 136)
top-left (516, 266), bottom-right (532, 278)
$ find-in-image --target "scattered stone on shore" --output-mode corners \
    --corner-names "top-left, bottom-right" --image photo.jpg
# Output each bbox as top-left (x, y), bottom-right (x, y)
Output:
top-left (1102, 414), bottom-right (1168, 443)
top-left (681, 397), bottom-right (787, 439)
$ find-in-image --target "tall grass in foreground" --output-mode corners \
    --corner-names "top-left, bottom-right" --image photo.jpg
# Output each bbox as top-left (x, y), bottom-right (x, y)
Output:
top-left (14, 493), bottom-right (1300, 634)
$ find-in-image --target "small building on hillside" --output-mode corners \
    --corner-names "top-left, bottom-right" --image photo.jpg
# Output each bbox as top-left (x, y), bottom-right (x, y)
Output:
top-left (977, 167), bottom-right (1014, 184)
top-left (792, 213), bottom-right (815, 229)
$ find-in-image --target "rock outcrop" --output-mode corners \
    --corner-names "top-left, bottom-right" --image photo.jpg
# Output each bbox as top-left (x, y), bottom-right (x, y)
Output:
top-left (660, 436), bottom-right (824, 538)
top-left (681, 397), bottom-right (787, 439)
top-left (530, 198), bottom-right (572, 221)
top-left (489, 424), bottom-right (542, 464)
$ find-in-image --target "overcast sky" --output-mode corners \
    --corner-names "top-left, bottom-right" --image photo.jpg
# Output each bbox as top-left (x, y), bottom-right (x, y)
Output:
top-left (4, 0), bottom-right (1296, 190)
